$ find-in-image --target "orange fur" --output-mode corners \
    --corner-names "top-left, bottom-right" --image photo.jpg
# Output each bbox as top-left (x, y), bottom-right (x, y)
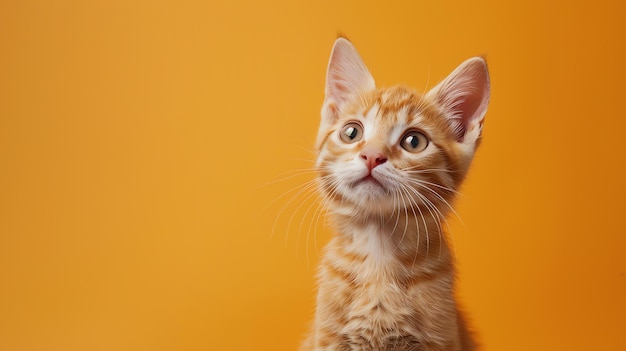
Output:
top-left (301, 39), bottom-right (489, 351)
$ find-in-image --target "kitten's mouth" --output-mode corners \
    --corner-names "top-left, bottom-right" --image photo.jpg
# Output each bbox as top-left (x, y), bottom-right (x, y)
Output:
top-left (354, 174), bottom-right (384, 188)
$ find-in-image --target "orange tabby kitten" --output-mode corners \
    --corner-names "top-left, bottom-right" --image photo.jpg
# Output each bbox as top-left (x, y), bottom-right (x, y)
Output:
top-left (300, 38), bottom-right (490, 351)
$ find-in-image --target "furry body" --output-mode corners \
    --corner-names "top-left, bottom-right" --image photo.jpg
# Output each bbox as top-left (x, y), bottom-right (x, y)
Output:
top-left (301, 39), bottom-right (489, 351)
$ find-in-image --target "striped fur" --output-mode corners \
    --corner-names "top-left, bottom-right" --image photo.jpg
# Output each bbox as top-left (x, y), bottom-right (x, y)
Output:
top-left (301, 39), bottom-right (489, 351)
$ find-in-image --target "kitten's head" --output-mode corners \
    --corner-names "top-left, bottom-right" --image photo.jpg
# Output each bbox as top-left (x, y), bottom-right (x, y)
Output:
top-left (316, 38), bottom-right (490, 217)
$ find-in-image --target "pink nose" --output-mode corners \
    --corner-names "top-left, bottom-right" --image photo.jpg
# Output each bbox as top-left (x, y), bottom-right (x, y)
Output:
top-left (360, 150), bottom-right (387, 171)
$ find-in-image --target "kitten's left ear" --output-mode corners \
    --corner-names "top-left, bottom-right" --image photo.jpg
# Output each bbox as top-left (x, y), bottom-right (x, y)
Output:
top-left (427, 57), bottom-right (490, 145)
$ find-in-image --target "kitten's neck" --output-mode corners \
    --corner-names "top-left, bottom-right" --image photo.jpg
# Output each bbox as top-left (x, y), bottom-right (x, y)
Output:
top-left (327, 210), bottom-right (453, 280)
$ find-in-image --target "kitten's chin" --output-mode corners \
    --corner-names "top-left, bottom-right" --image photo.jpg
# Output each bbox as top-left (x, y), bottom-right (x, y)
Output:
top-left (335, 176), bottom-right (397, 215)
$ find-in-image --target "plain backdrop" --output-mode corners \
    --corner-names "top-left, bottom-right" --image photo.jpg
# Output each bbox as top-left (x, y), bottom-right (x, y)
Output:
top-left (1, 1), bottom-right (625, 350)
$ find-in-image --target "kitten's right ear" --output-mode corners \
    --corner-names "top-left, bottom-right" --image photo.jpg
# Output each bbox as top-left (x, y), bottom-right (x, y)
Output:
top-left (317, 39), bottom-right (375, 149)
top-left (324, 38), bottom-right (375, 111)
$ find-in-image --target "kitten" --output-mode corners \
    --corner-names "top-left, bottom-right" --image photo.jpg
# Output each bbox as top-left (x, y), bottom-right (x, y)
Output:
top-left (300, 38), bottom-right (490, 351)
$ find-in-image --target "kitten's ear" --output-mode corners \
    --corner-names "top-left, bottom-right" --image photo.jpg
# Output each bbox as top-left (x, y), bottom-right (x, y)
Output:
top-left (324, 38), bottom-right (375, 110)
top-left (427, 57), bottom-right (490, 145)
top-left (317, 38), bottom-right (375, 149)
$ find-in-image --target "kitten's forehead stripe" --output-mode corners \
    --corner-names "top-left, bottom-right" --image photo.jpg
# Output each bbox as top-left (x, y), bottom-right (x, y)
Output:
top-left (362, 104), bottom-right (379, 141)
top-left (361, 87), bottom-right (434, 147)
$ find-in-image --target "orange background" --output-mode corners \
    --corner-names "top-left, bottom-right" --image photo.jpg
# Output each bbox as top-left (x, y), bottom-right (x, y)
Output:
top-left (1, 1), bottom-right (625, 350)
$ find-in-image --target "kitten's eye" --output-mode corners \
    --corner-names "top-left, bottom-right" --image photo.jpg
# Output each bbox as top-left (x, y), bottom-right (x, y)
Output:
top-left (400, 131), bottom-right (429, 153)
top-left (339, 122), bottom-right (363, 143)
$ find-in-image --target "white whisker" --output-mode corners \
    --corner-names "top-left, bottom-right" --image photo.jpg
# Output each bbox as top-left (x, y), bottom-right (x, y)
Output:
top-left (406, 178), bottom-right (465, 227)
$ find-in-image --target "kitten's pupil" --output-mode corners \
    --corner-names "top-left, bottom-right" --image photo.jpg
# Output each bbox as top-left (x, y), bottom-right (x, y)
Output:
top-left (346, 127), bottom-right (357, 139)
top-left (407, 135), bottom-right (419, 148)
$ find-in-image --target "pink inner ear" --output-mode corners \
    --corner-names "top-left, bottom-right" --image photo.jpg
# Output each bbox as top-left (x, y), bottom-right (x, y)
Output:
top-left (435, 58), bottom-right (490, 143)
top-left (456, 79), bottom-right (488, 141)
top-left (324, 39), bottom-right (375, 108)
top-left (330, 72), bottom-right (353, 96)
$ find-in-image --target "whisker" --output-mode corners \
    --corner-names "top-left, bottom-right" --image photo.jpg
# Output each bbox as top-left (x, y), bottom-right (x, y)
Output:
top-left (297, 187), bottom-right (326, 262)
top-left (258, 168), bottom-right (320, 188)
top-left (397, 183), bottom-right (424, 259)
top-left (264, 176), bottom-right (322, 214)
top-left (403, 183), bottom-right (448, 233)
top-left (272, 185), bottom-right (315, 247)
top-left (308, 198), bottom-right (328, 266)
top-left (398, 187), bottom-right (411, 249)
top-left (414, 190), bottom-right (446, 258)
top-left (407, 179), bottom-right (465, 227)
top-left (398, 183), bottom-right (426, 265)
top-left (390, 190), bottom-right (401, 237)
top-left (401, 165), bottom-right (456, 173)
top-left (270, 177), bottom-right (323, 244)
top-left (405, 178), bottom-right (465, 198)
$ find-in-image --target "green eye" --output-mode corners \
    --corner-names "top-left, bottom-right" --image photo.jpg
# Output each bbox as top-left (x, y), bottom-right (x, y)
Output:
top-left (339, 122), bottom-right (363, 143)
top-left (400, 131), bottom-right (429, 153)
